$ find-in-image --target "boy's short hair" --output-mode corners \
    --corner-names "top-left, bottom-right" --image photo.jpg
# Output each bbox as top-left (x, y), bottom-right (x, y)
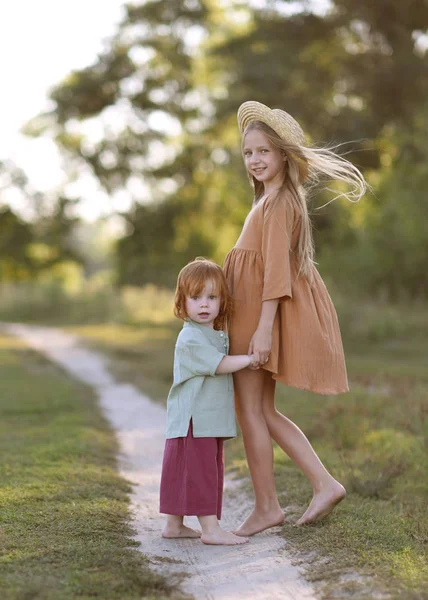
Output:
top-left (174, 258), bottom-right (233, 331)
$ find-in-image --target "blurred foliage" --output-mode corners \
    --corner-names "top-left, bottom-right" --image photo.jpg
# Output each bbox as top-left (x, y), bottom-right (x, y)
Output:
top-left (0, 206), bottom-right (34, 280)
top-left (6, 0), bottom-right (428, 296)
top-left (0, 277), bottom-right (174, 326)
top-left (0, 161), bottom-right (83, 281)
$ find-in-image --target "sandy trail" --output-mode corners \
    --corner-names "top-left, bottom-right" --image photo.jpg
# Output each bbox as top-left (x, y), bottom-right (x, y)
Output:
top-left (4, 323), bottom-right (317, 600)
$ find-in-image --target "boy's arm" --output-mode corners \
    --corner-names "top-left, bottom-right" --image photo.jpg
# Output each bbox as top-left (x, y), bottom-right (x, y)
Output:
top-left (176, 333), bottom-right (226, 379)
top-left (215, 354), bottom-right (255, 374)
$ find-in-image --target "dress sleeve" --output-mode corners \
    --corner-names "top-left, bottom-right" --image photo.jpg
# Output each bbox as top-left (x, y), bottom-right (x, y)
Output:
top-left (261, 196), bottom-right (293, 302)
top-left (174, 336), bottom-right (225, 383)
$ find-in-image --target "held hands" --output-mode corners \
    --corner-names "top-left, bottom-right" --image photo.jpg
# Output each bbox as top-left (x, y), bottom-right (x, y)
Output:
top-left (247, 353), bottom-right (258, 369)
top-left (248, 326), bottom-right (272, 369)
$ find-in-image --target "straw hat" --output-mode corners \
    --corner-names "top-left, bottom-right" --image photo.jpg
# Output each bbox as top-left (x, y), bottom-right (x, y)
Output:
top-left (237, 100), bottom-right (306, 147)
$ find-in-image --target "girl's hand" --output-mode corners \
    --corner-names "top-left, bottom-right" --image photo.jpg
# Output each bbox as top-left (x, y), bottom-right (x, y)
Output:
top-left (248, 327), bottom-right (272, 368)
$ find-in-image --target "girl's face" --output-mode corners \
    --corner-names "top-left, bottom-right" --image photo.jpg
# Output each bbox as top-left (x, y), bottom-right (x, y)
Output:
top-left (243, 129), bottom-right (286, 189)
top-left (185, 279), bottom-right (221, 329)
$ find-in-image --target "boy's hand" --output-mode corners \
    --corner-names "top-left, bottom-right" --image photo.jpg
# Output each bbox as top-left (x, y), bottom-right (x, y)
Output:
top-left (248, 354), bottom-right (259, 369)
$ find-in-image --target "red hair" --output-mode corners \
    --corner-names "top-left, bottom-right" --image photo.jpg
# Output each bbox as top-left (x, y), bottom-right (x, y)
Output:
top-left (174, 258), bottom-right (233, 331)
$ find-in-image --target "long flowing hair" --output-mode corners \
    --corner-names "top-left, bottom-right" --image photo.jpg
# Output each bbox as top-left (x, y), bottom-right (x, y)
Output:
top-left (242, 121), bottom-right (369, 280)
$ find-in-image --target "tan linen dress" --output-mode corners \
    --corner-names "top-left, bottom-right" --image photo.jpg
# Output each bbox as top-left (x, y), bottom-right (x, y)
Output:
top-left (223, 192), bottom-right (349, 395)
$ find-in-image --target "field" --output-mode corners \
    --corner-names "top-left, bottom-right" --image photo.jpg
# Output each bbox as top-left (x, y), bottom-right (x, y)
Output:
top-left (1, 283), bottom-right (427, 598)
top-left (68, 291), bottom-right (428, 599)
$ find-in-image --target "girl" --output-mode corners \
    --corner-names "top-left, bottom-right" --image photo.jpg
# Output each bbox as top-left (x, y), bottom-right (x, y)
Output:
top-left (223, 101), bottom-right (369, 536)
top-left (160, 258), bottom-right (257, 545)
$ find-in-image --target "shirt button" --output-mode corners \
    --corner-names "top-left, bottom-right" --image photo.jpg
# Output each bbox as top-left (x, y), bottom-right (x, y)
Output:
top-left (220, 333), bottom-right (224, 337)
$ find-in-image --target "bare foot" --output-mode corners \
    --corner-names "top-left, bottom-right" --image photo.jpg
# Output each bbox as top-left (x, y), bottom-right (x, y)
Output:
top-left (233, 508), bottom-right (285, 537)
top-left (295, 482), bottom-right (346, 526)
top-left (162, 524), bottom-right (201, 539)
top-left (201, 530), bottom-right (249, 545)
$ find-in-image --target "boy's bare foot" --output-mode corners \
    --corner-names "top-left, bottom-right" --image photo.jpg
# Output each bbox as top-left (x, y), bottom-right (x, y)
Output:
top-left (201, 530), bottom-right (249, 545)
top-left (162, 524), bottom-right (201, 539)
top-left (295, 482), bottom-right (346, 526)
top-left (233, 508), bottom-right (285, 537)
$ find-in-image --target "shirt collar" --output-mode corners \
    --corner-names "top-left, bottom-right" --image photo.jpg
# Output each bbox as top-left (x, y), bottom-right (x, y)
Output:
top-left (183, 319), bottom-right (226, 340)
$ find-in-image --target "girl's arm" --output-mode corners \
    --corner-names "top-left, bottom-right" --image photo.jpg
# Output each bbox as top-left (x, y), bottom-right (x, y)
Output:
top-left (250, 196), bottom-right (291, 368)
top-left (249, 299), bottom-right (279, 368)
top-left (215, 354), bottom-right (256, 374)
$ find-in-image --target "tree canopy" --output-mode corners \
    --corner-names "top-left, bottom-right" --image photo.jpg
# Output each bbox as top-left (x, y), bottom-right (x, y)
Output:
top-left (17, 0), bottom-right (428, 296)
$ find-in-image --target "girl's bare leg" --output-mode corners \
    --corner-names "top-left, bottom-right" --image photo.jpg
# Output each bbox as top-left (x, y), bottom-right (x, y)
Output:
top-left (261, 372), bottom-right (345, 525)
top-left (233, 368), bottom-right (285, 536)
top-left (198, 515), bottom-right (249, 545)
top-left (162, 515), bottom-right (201, 538)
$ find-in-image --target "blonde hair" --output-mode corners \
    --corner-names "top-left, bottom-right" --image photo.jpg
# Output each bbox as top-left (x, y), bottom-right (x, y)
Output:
top-left (174, 258), bottom-right (233, 331)
top-left (242, 121), bottom-right (369, 280)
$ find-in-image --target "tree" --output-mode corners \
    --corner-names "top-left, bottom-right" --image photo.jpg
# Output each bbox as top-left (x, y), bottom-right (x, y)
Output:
top-left (0, 160), bottom-right (82, 281)
top-left (213, 0), bottom-right (428, 144)
top-left (24, 0), bottom-right (428, 296)
top-left (0, 206), bottom-right (35, 280)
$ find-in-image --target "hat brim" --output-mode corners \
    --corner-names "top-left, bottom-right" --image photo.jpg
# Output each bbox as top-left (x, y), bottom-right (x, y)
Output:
top-left (237, 101), bottom-right (306, 147)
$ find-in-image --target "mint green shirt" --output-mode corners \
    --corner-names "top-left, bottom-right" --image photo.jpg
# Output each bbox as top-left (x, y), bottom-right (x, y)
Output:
top-left (165, 320), bottom-right (237, 439)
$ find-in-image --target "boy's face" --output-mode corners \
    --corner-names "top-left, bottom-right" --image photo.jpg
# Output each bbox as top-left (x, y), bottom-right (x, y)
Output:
top-left (185, 280), bottom-right (221, 329)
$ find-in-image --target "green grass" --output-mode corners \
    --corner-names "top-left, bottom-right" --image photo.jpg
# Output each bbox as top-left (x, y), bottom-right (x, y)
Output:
top-left (0, 334), bottom-right (178, 600)
top-left (0, 281), bottom-right (175, 328)
top-left (70, 305), bottom-right (428, 600)
top-left (271, 382), bottom-right (426, 599)
top-left (68, 322), bottom-right (181, 403)
top-left (2, 283), bottom-right (427, 598)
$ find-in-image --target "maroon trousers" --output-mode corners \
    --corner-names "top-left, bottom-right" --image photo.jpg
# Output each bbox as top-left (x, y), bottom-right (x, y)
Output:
top-left (159, 421), bottom-right (224, 520)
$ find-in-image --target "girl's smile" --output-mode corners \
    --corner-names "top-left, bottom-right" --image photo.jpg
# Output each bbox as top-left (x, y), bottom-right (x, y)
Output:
top-left (243, 130), bottom-right (286, 192)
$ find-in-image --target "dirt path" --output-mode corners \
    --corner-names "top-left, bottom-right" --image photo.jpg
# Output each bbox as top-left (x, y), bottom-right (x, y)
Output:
top-left (5, 323), bottom-right (317, 600)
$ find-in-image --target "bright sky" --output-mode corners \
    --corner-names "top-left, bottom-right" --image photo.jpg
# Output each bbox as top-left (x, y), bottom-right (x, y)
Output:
top-left (0, 0), bottom-right (127, 220)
